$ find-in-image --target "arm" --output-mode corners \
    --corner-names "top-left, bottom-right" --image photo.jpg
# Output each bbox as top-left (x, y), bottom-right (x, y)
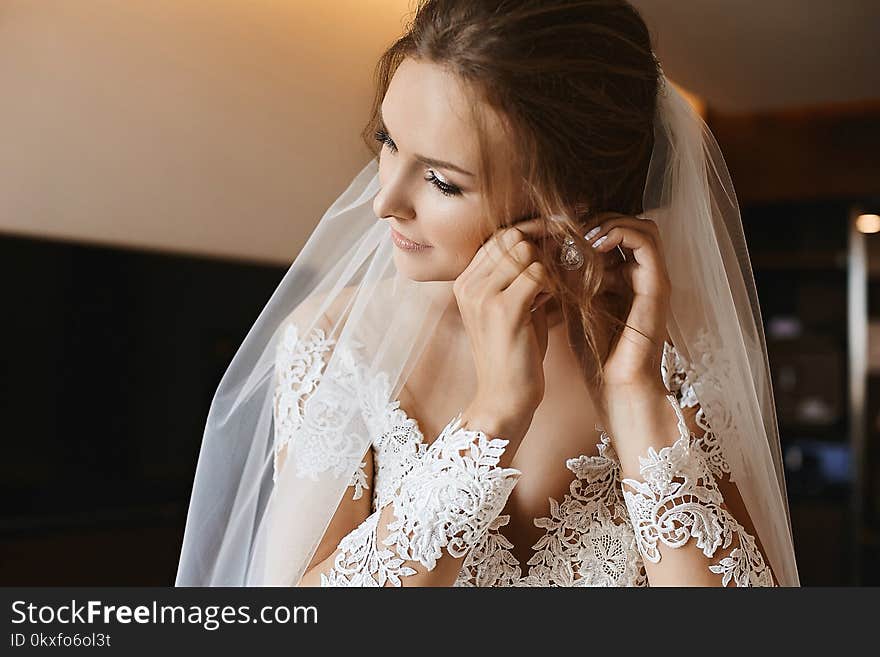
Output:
top-left (274, 312), bottom-right (525, 587)
top-left (605, 350), bottom-right (775, 587)
top-left (271, 319), bottom-right (376, 584)
top-left (288, 445), bottom-right (374, 579)
top-left (302, 411), bottom-right (523, 587)
top-left (580, 212), bottom-right (775, 585)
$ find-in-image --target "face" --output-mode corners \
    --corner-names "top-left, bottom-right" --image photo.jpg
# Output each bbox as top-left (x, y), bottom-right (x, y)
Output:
top-left (372, 57), bottom-right (528, 282)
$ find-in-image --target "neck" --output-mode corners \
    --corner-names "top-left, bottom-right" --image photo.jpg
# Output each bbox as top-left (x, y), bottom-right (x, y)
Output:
top-left (543, 297), bottom-right (565, 330)
top-left (437, 295), bottom-right (567, 336)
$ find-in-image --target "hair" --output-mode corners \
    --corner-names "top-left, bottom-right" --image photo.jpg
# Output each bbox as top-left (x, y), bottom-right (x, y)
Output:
top-left (361, 0), bottom-right (662, 391)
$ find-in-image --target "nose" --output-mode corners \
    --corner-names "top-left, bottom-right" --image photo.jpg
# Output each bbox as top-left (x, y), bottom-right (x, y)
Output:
top-left (372, 160), bottom-right (415, 223)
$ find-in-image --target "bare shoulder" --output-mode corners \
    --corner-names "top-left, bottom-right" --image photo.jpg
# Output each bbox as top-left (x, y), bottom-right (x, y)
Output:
top-left (280, 285), bottom-right (360, 337)
top-left (281, 277), bottom-right (403, 338)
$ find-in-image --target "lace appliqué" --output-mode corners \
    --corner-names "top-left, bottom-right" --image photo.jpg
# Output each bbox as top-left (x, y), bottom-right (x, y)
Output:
top-left (273, 323), bottom-right (335, 483)
top-left (620, 393), bottom-right (774, 587)
top-left (521, 432), bottom-right (646, 587)
top-left (454, 515), bottom-right (522, 587)
top-left (383, 413), bottom-right (521, 570)
top-left (348, 461), bottom-right (369, 501)
top-left (316, 338), bottom-right (772, 587)
top-left (661, 340), bottom-right (699, 409)
top-left (368, 393), bottom-right (429, 512)
top-left (320, 511), bottom-right (416, 587)
top-left (669, 329), bottom-right (742, 478)
top-left (321, 413), bottom-right (521, 586)
top-left (454, 429), bottom-right (649, 588)
top-left (272, 323), bottom-right (371, 495)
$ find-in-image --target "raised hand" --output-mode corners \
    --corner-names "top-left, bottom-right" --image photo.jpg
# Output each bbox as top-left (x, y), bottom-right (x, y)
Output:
top-left (454, 217), bottom-right (552, 451)
top-left (586, 213), bottom-right (671, 397)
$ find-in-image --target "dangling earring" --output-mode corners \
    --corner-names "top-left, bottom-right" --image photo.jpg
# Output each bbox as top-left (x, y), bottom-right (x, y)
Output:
top-left (559, 236), bottom-right (585, 270)
top-left (558, 232), bottom-right (627, 271)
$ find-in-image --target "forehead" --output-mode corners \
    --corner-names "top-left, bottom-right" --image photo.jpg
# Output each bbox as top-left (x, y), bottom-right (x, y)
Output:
top-left (382, 57), bottom-right (511, 175)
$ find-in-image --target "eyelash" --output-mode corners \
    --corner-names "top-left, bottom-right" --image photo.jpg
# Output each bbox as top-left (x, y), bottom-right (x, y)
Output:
top-left (373, 128), bottom-right (462, 197)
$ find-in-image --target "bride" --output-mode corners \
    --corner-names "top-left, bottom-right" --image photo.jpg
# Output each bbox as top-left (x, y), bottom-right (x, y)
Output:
top-left (176, 0), bottom-right (800, 587)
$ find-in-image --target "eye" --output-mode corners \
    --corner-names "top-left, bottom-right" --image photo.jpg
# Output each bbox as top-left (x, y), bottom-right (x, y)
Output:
top-left (425, 170), bottom-right (462, 197)
top-left (375, 127), bottom-right (462, 198)
top-left (374, 129), bottom-right (397, 154)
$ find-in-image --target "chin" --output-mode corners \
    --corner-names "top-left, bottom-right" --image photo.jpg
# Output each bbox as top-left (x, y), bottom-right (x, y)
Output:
top-left (397, 268), bottom-right (444, 283)
top-left (392, 250), bottom-right (457, 283)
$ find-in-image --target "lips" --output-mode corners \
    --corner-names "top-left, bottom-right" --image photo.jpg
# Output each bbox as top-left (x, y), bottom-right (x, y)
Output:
top-left (390, 227), bottom-right (430, 248)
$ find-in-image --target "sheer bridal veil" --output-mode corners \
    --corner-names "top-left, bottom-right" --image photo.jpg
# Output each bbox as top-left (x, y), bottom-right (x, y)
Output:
top-left (174, 70), bottom-right (800, 587)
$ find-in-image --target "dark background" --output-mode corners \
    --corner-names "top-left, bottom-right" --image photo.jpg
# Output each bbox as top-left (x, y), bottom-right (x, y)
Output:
top-left (1, 238), bottom-right (283, 585)
top-left (2, 193), bottom-right (878, 585)
top-left (2, 0), bottom-right (878, 588)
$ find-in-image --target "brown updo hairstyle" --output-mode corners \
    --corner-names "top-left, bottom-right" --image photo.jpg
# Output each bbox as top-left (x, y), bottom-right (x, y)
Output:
top-left (361, 0), bottom-right (662, 391)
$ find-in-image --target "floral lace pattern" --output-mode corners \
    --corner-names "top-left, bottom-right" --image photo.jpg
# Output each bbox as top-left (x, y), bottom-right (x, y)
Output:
top-left (368, 395), bottom-right (429, 512)
top-left (321, 415), bottom-right (521, 586)
top-left (453, 428), bottom-right (648, 587)
top-left (661, 339), bottom-right (699, 409)
top-left (348, 460), bottom-right (369, 501)
top-left (320, 511), bottom-right (416, 587)
top-left (620, 394), bottom-right (775, 587)
top-left (273, 323), bottom-right (375, 484)
top-left (517, 433), bottom-right (648, 587)
top-left (383, 413), bottom-right (521, 569)
top-left (276, 327), bottom-right (774, 587)
top-left (272, 323), bottom-right (336, 483)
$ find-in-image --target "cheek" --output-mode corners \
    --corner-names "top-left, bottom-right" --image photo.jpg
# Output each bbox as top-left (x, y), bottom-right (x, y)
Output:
top-left (423, 207), bottom-right (485, 257)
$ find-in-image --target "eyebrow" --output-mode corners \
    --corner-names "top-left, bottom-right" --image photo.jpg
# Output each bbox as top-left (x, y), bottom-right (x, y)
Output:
top-left (379, 104), bottom-right (476, 178)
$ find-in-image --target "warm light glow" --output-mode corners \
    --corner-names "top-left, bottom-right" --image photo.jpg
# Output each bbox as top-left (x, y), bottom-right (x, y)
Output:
top-left (857, 214), bottom-right (880, 233)
top-left (668, 79), bottom-right (707, 119)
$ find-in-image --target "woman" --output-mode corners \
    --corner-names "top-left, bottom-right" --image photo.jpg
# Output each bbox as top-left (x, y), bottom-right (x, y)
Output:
top-left (176, 0), bottom-right (800, 587)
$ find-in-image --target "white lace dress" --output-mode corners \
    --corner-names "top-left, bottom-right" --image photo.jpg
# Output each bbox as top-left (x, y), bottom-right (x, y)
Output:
top-left (273, 324), bottom-right (775, 587)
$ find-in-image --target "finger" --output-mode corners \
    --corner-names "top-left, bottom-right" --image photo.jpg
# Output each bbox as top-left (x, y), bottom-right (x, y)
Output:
top-left (487, 220), bottom-right (551, 258)
top-left (467, 226), bottom-right (519, 274)
top-left (591, 225), bottom-right (663, 274)
top-left (481, 239), bottom-right (541, 291)
top-left (506, 260), bottom-right (549, 313)
top-left (530, 290), bottom-right (549, 359)
top-left (493, 215), bottom-right (559, 252)
top-left (473, 219), bottom-right (547, 277)
top-left (597, 212), bottom-right (660, 233)
top-left (587, 215), bottom-right (661, 248)
top-left (506, 217), bottom-right (552, 241)
top-left (457, 217), bottom-right (549, 298)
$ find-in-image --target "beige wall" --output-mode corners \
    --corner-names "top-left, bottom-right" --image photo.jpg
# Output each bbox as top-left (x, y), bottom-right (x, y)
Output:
top-left (0, 0), bottom-right (413, 265)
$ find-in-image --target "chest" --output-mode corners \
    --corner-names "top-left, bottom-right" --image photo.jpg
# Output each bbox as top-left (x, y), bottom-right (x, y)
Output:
top-left (390, 325), bottom-right (605, 565)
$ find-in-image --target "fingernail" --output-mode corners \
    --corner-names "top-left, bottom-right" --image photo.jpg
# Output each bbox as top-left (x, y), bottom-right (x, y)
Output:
top-left (585, 225), bottom-right (602, 241)
top-left (591, 235), bottom-right (608, 249)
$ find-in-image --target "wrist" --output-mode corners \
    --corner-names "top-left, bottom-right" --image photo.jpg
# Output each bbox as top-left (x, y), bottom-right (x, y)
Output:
top-left (459, 403), bottom-right (532, 466)
top-left (600, 376), bottom-right (668, 413)
top-left (602, 382), bottom-right (682, 479)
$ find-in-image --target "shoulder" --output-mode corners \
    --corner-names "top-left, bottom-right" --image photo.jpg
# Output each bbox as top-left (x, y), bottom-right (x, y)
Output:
top-left (278, 281), bottom-right (378, 353)
top-left (272, 287), bottom-right (360, 376)
top-left (280, 276), bottom-right (404, 338)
